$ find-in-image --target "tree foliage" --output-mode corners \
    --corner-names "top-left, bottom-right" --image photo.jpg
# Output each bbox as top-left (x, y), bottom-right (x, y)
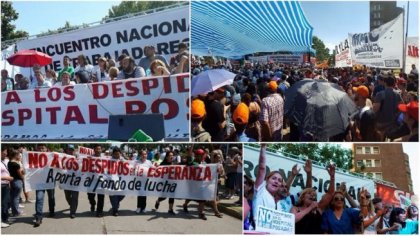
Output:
top-left (1, 2), bottom-right (29, 47)
top-left (105, 1), bottom-right (183, 19)
top-left (312, 36), bottom-right (330, 62)
top-left (268, 143), bottom-right (353, 170)
top-left (37, 21), bottom-right (89, 37)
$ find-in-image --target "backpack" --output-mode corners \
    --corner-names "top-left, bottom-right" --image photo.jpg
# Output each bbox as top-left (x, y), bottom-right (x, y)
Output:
top-left (193, 130), bottom-right (211, 142)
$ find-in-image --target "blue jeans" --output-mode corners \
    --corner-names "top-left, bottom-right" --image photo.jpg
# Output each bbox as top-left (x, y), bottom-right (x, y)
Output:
top-left (35, 189), bottom-right (55, 218)
top-left (109, 195), bottom-right (124, 212)
top-left (10, 179), bottom-right (23, 215)
top-left (1, 184), bottom-right (10, 222)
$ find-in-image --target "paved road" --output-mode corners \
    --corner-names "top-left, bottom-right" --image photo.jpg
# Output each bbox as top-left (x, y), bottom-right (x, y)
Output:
top-left (3, 188), bottom-right (242, 234)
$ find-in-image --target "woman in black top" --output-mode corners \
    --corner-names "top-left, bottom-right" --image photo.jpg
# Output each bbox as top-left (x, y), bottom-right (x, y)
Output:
top-left (154, 151), bottom-right (176, 215)
top-left (292, 164), bottom-right (335, 234)
top-left (8, 150), bottom-right (24, 216)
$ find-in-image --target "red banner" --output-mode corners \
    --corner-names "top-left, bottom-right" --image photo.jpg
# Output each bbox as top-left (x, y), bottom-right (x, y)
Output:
top-left (376, 183), bottom-right (412, 207)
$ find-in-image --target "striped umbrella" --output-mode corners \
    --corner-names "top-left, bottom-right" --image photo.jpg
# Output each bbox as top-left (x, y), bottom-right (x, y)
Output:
top-left (192, 1), bottom-right (314, 58)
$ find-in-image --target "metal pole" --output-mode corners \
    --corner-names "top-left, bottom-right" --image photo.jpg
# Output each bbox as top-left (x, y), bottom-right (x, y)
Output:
top-left (403, 2), bottom-right (409, 73)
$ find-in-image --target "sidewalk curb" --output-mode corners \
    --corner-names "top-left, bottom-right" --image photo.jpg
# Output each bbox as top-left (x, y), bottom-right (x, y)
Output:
top-left (206, 202), bottom-right (242, 220)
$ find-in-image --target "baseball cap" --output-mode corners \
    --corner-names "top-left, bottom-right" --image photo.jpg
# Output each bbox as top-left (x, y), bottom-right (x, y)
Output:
top-left (232, 103), bottom-right (249, 125)
top-left (268, 81), bottom-right (278, 92)
top-left (397, 78), bottom-right (407, 86)
top-left (352, 85), bottom-right (369, 98)
top-left (191, 99), bottom-right (206, 119)
top-left (398, 101), bottom-right (419, 121)
top-left (67, 144), bottom-right (75, 150)
top-left (195, 149), bottom-right (205, 155)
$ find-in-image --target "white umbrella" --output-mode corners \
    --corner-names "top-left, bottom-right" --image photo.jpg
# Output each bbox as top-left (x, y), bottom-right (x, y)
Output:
top-left (191, 69), bottom-right (236, 96)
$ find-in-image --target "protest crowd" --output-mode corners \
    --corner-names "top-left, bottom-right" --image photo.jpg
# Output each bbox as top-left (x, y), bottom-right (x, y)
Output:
top-left (1, 43), bottom-right (189, 91)
top-left (243, 145), bottom-right (419, 234)
top-left (1, 143), bottom-right (242, 228)
top-left (191, 58), bottom-right (419, 142)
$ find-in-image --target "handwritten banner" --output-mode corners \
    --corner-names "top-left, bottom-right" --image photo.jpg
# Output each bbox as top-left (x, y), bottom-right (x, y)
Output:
top-left (23, 151), bottom-right (217, 200)
top-left (1, 74), bottom-right (189, 140)
top-left (255, 206), bottom-right (295, 234)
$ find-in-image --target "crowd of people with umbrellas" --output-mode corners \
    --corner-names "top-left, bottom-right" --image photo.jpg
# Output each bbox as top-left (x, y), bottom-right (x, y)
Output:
top-left (191, 59), bottom-right (419, 142)
top-left (1, 44), bottom-right (189, 91)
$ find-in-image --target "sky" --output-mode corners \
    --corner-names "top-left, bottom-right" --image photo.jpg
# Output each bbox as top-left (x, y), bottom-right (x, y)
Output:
top-left (300, 1), bottom-right (419, 52)
top-left (13, 1), bottom-right (121, 37)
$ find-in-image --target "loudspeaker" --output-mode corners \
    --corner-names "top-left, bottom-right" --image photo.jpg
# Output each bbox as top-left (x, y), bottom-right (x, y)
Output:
top-left (108, 114), bottom-right (165, 141)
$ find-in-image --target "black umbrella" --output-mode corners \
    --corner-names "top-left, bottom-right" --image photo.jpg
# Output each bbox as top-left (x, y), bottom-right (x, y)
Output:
top-left (284, 79), bottom-right (357, 141)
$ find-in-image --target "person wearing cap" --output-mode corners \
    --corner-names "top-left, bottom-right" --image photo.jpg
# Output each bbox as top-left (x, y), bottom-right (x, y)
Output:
top-left (109, 147), bottom-right (125, 216)
top-left (116, 56), bottom-right (146, 80)
top-left (373, 74), bottom-right (403, 138)
top-left (63, 145), bottom-right (79, 219)
top-left (182, 146), bottom-right (209, 220)
top-left (350, 85), bottom-right (374, 141)
top-left (231, 103), bottom-right (256, 142)
top-left (241, 93), bottom-right (261, 141)
top-left (202, 89), bottom-right (227, 141)
top-left (74, 54), bottom-right (94, 80)
top-left (398, 101), bottom-right (419, 141)
top-left (259, 80), bottom-right (284, 141)
top-left (138, 45), bottom-right (169, 72)
top-left (191, 99), bottom-right (211, 142)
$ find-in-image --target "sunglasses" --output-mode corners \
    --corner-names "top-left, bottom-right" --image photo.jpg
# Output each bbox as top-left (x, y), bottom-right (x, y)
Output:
top-left (334, 197), bottom-right (345, 202)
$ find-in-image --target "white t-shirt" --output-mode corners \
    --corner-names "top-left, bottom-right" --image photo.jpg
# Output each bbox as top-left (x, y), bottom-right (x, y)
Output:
top-left (363, 214), bottom-right (379, 234)
top-left (252, 181), bottom-right (295, 223)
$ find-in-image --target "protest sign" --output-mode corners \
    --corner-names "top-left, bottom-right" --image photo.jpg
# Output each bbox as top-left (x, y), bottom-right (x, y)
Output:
top-left (376, 183), bottom-right (412, 207)
top-left (399, 195), bottom-right (412, 209)
top-left (349, 13), bottom-right (403, 68)
top-left (78, 146), bottom-right (95, 156)
top-left (335, 39), bottom-right (353, 68)
top-left (243, 146), bottom-right (375, 202)
top-left (405, 37), bottom-right (419, 73)
top-left (15, 6), bottom-right (189, 71)
top-left (23, 151), bottom-right (217, 200)
top-left (1, 74), bottom-right (189, 140)
top-left (255, 206), bottom-right (295, 234)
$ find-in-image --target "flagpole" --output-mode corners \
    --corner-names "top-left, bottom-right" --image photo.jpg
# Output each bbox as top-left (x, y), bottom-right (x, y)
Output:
top-left (403, 1), bottom-right (409, 73)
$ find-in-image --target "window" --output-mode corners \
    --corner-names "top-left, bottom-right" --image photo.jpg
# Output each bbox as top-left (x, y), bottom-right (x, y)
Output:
top-left (365, 160), bottom-right (372, 167)
top-left (357, 160), bottom-right (363, 167)
top-left (375, 173), bottom-right (383, 180)
top-left (373, 12), bottom-right (381, 19)
top-left (364, 147), bottom-right (371, 154)
top-left (374, 160), bottom-right (381, 167)
top-left (356, 147), bottom-right (363, 154)
top-left (373, 147), bottom-right (379, 154)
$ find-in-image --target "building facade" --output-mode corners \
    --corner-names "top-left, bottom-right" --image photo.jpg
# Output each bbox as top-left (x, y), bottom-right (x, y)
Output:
top-left (370, 1), bottom-right (404, 31)
top-left (352, 143), bottom-right (413, 193)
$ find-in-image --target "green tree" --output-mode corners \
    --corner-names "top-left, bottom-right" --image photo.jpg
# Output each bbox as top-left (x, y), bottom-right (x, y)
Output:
top-left (329, 49), bottom-right (336, 67)
top-left (105, 1), bottom-right (183, 19)
top-left (37, 21), bottom-right (86, 37)
top-left (1, 2), bottom-right (29, 48)
top-left (312, 36), bottom-right (330, 62)
top-left (268, 143), bottom-right (353, 170)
